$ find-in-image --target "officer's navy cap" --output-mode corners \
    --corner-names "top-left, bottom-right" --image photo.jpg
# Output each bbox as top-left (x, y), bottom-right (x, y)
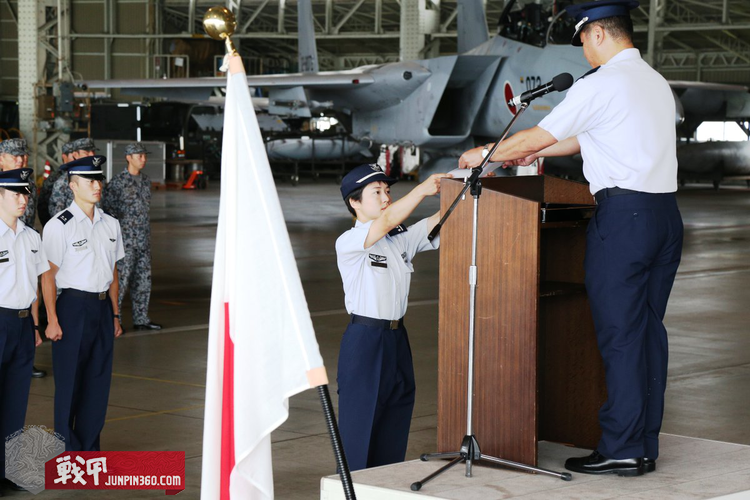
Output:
top-left (72, 137), bottom-right (97, 152)
top-left (340, 164), bottom-right (397, 200)
top-left (566, 0), bottom-right (639, 47)
top-left (60, 155), bottom-right (107, 181)
top-left (62, 141), bottom-right (77, 155)
top-left (124, 142), bottom-right (151, 156)
top-left (0, 168), bottom-right (33, 194)
top-left (0, 138), bottom-right (30, 156)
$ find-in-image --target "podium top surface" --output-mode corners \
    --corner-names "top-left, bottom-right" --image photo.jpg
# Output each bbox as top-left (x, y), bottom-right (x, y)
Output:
top-left (447, 174), bottom-right (594, 206)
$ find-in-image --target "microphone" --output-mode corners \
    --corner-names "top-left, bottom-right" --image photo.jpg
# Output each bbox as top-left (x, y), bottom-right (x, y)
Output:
top-left (507, 73), bottom-right (574, 107)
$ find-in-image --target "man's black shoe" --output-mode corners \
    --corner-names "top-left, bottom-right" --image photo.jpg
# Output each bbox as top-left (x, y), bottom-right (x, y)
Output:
top-left (644, 458), bottom-right (656, 473)
top-left (133, 322), bottom-right (162, 331)
top-left (31, 366), bottom-right (46, 378)
top-left (565, 451), bottom-right (644, 477)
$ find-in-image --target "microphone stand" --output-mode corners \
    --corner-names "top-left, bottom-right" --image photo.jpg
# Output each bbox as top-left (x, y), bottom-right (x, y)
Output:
top-left (413, 101), bottom-right (571, 491)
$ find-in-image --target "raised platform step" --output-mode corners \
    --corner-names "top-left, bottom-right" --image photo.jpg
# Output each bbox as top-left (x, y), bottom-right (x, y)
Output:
top-left (321, 434), bottom-right (750, 500)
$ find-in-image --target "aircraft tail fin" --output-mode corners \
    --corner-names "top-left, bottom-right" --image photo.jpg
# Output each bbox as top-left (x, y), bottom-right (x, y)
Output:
top-left (298, 0), bottom-right (319, 73)
top-left (457, 0), bottom-right (489, 53)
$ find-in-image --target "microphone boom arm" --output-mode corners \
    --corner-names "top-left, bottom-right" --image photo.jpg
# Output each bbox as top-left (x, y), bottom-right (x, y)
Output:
top-left (428, 101), bottom-right (530, 242)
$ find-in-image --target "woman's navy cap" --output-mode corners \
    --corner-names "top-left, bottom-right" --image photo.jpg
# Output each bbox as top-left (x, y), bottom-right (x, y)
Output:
top-left (340, 164), bottom-right (397, 200)
top-left (60, 155), bottom-right (107, 181)
top-left (0, 168), bottom-right (33, 194)
top-left (566, 0), bottom-right (639, 46)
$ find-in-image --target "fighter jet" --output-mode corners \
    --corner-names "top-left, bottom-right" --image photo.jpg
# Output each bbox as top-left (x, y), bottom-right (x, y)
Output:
top-left (82, 0), bottom-right (750, 183)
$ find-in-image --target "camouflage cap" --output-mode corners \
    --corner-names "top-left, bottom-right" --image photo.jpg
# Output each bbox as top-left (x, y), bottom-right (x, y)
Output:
top-left (72, 137), bottom-right (97, 152)
top-left (0, 138), bottom-right (30, 156)
top-left (61, 141), bottom-right (77, 154)
top-left (124, 142), bottom-right (151, 156)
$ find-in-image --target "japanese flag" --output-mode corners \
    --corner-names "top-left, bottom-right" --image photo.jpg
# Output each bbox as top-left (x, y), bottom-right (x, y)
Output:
top-left (200, 55), bottom-right (328, 500)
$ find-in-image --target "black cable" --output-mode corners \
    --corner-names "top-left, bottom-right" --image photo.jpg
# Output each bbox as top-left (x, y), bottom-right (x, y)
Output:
top-left (317, 384), bottom-right (356, 500)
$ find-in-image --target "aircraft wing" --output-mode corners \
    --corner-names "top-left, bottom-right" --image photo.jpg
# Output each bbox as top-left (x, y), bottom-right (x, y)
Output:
top-left (669, 80), bottom-right (750, 133)
top-left (81, 72), bottom-right (376, 101)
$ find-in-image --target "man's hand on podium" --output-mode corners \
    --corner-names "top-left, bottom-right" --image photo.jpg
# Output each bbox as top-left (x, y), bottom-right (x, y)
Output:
top-left (503, 154), bottom-right (538, 167)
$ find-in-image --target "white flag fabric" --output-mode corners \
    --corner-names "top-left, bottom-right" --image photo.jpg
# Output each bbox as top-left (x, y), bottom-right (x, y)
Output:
top-left (201, 55), bottom-right (327, 500)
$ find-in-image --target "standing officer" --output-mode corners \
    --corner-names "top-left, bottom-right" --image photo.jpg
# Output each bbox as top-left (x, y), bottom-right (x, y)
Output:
top-left (1, 139), bottom-right (46, 379)
top-left (0, 139), bottom-right (37, 228)
top-left (38, 140), bottom-right (77, 227)
top-left (48, 138), bottom-right (97, 217)
top-left (103, 143), bottom-right (161, 331)
top-left (42, 155), bottom-right (124, 452)
top-left (336, 164), bottom-right (448, 471)
top-left (0, 168), bottom-right (47, 491)
top-left (459, 0), bottom-right (683, 477)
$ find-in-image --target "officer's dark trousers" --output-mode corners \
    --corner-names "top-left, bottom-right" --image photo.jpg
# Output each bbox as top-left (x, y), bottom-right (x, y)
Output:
top-left (337, 321), bottom-right (416, 471)
top-left (0, 311), bottom-right (34, 479)
top-left (53, 290), bottom-right (114, 452)
top-left (585, 192), bottom-right (683, 460)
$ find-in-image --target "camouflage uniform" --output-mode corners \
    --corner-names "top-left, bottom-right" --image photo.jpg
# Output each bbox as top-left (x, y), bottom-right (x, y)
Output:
top-left (103, 144), bottom-right (153, 326)
top-left (48, 172), bottom-right (74, 217)
top-left (38, 140), bottom-right (75, 226)
top-left (49, 138), bottom-right (97, 217)
top-left (0, 139), bottom-right (37, 227)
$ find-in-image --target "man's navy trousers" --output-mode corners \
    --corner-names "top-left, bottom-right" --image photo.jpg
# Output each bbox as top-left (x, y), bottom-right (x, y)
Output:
top-left (0, 308), bottom-right (34, 479)
top-left (337, 318), bottom-right (416, 471)
top-left (585, 191), bottom-right (683, 461)
top-left (53, 289), bottom-right (114, 452)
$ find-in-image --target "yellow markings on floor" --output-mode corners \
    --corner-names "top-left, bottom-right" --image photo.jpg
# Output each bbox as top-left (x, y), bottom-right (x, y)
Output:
top-left (111, 372), bottom-right (206, 388)
top-left (105, 404), bottom-right (205, 423)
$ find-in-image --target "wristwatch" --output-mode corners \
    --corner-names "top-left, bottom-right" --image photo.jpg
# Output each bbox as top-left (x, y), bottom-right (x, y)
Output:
top-left (114, 314), bottom-right (121, 320)
top-left (481, 144), bottom-right (491, 159)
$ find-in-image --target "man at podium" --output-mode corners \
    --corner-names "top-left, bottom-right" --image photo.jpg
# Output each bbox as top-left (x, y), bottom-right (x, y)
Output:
top-left (458, 0), bottom-right (683, 478)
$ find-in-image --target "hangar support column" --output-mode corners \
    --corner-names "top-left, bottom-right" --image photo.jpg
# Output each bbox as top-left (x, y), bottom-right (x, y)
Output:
top-left (400, 0), bottom-right (440, 62)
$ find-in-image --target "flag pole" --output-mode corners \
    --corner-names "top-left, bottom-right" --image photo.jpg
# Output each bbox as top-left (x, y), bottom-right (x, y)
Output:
top-left (318, 384), bottom-right (357, 499)
top-left (203, 7), bottom-right (356, 498)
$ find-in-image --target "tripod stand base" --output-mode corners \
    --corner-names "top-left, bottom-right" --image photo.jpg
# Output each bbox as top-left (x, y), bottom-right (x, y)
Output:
top-left (411, 435), bottom-right (572, 491)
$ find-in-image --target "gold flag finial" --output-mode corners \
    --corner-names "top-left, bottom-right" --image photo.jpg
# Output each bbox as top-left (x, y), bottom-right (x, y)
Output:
top-left (203, 6), bottom-right (238, 56)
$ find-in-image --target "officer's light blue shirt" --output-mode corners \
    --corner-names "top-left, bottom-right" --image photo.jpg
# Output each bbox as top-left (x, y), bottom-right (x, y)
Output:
top-left (336, 217), bottom-right (439, 321)
top-left (0, 219), bottom-right (49, 309)
top-left (538, 48), bottom-right (678, 195)
top-left (43, 201), bottom-right (125, 293)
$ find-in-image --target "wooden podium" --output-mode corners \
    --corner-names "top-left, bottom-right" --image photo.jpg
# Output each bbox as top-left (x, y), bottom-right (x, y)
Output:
top-left (437, 174), bottom-right (607, 466)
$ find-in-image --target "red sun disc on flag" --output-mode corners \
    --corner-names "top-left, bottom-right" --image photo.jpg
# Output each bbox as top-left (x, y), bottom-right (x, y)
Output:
top-left (504, 81), bottom-right (517, 116)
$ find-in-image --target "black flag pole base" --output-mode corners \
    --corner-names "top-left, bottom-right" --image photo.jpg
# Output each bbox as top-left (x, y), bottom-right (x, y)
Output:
top-left (410, 435), bottom-right (572, 492)
top-left (318, 384), bottom-right (357, 500)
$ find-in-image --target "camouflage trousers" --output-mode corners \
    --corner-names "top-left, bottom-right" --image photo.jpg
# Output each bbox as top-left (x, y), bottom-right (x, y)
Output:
top-left (117, 246), bottom-right (152, 325)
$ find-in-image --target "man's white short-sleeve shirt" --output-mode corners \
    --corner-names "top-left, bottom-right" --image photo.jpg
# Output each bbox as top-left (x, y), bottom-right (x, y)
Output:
top-left (43, 201), bottom-right (125, 293)
top-left (336, 218), bottom-right (439, 321)
top-left (0, 219), bottom-right (49, 309)
top-left (538, 48), bottom-right (677, 194)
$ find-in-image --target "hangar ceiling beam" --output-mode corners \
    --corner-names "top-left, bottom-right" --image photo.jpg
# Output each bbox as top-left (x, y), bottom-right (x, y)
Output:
top-left (375, 0), bottom-right (382, 33)
top-left (241, 0), bottom-right (270, 32)
top-left (334, 0), bottom-right (368, 34)
top-left (187, 0), bottom-right (196, 33)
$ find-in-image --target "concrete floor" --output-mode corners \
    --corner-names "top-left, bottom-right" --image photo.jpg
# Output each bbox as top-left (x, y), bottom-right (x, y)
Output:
top-left (15, 179), bottom-right (750, 499)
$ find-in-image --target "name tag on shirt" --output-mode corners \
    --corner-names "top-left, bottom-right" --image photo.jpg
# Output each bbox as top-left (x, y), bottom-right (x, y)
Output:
top-left (369, 253), bottom-right (387, 268)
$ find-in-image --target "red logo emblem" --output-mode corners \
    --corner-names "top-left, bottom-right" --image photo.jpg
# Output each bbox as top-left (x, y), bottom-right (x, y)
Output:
top-left (504, 81), bottom-right (517, 116)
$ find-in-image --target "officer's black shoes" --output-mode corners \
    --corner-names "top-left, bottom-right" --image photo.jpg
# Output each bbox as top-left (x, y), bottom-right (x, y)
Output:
top-left (31, 366), bottom-right (46, 378)
top-left (133, 322), bottom-right (162, 331)
top-left (564, 451), bottom-right (644, 477)
top-left (643, 458), bottom-right (656, 473)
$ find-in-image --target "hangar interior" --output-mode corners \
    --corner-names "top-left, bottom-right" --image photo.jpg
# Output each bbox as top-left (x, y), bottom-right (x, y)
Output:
top-left (0, 1), bottom-right (749, 499)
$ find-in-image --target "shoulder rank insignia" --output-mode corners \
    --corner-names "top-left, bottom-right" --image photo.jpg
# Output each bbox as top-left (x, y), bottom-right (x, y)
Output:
top-left (0, 250), bottom-right (7, 258)
top-left (58, 210), bottom-right (73, 224)
top-left (388, 224), bottom-right (408, 237)
top-left (577, 66), bottom-right (600, 82)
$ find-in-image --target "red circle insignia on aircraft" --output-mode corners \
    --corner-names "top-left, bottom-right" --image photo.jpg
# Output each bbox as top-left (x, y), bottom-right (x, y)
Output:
top-left (504, 81), bottom-right (517, 116)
